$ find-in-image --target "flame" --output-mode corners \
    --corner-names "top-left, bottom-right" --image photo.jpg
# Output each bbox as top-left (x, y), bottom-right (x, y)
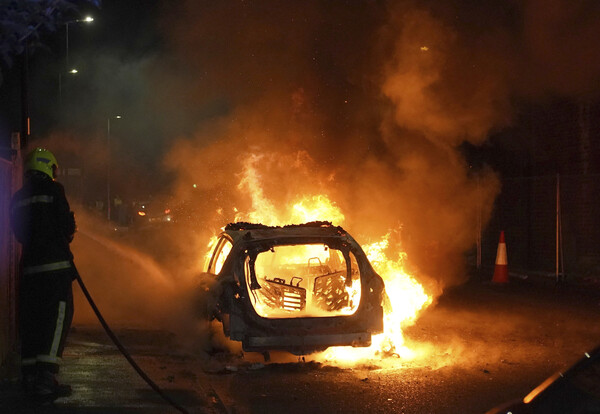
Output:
top-left (317, 233), bottom-right (432, 364)
top-left (236, 154), bottom-right (279, 225)
top-left (203, 234), bottom-right (219, 270)
top-left (365, 236), bottom-right (432, 356)
top-left (205, 154), bottom-right (433, 363)
top-left (235, 155), bottom-right (345, 226)
top-left (291, 195), bottom-right (345, 224)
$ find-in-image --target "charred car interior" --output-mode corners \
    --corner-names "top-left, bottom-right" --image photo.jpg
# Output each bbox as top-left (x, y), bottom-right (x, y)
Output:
top-left (202, 222), bottom-right (385, 355)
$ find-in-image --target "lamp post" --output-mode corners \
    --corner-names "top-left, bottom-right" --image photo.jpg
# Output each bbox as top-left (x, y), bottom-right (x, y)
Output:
top-left (107, 116), bottom-right (122, 221)
top-left (62, 17), bottom-right (91, 124)
top-left (58, 68), bottom-right (78, 112)
top-left (65, 16), bottom-right (94, 69)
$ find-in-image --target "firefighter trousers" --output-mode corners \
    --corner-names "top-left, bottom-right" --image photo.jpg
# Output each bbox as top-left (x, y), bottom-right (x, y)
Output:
top-left (20, 267), bottom-right (75, 376)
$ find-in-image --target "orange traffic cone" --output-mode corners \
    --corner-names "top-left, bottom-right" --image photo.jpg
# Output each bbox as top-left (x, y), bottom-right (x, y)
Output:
top-left (492, 231), bottom-right (509, 283)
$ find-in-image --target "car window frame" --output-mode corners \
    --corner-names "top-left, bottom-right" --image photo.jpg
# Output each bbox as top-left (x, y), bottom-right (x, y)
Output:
top-left (207, 235), bottom-right (234, 274)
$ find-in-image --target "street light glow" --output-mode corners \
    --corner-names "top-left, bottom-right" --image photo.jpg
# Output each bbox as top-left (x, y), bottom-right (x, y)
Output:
top-left (69, 69), bottom-right (78, 74)
top-left (83, 16), bottom-right (94, 22)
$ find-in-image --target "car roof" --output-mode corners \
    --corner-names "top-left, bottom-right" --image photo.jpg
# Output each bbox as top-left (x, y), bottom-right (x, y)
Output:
top-left (222, 221), bottom-right (354, 244)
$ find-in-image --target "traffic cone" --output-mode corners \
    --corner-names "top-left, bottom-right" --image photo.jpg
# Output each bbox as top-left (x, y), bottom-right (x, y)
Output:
top-left (492, 231), bottom-right (509, 283)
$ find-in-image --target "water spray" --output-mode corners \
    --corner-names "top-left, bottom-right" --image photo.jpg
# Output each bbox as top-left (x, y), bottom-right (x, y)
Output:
top-left (72, 262), bottom-right (227, 413)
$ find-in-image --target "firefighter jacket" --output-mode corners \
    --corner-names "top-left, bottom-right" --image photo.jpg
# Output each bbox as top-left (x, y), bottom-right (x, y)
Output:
top-left (10, 172), bottom-right (76, 273)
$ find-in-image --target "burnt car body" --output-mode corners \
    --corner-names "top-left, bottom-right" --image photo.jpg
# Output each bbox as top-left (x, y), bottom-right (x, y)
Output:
top-left (202, 222), bottom-right (385, 355)
top-left (487, 345), bottom-right (600, 414)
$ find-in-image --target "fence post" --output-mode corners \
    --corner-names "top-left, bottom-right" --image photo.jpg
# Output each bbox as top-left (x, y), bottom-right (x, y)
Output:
top-left (556, 173), bottom-right (564, 283)
top-left (476, 174), bottom-right (482, 276)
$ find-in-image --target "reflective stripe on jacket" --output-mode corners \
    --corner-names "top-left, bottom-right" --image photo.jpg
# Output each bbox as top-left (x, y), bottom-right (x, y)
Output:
top-left (23, 261), bottom-right (72, 275)
top-left (12, 195), bottom-right (54, 209)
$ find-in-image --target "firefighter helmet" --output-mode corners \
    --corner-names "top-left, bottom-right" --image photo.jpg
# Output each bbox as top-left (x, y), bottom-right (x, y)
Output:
top-left (24, 147), bottom-right (58, 179)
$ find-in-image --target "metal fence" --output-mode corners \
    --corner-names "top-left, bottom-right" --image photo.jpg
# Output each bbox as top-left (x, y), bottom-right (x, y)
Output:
top-left (0, 155), bottom-right (20, 380)
top-left (482, 173), bottom-right (600, 279)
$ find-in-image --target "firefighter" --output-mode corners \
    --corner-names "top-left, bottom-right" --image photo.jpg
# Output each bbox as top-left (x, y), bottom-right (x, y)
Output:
top-left (10, 147), bottom-right (77, 402)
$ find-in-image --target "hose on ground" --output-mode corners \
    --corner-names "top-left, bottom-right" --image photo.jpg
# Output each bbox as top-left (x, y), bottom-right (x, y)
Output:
top-left (74, 269), bottom-right (190, 414)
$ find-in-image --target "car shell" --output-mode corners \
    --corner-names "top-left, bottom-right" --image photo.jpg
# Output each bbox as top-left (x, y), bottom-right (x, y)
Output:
top-left (202, 221), bottom-right (385, 355)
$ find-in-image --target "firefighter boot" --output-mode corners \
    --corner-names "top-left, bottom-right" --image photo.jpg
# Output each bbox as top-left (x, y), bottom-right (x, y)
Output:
top-left (32, 370), bottom-right (72, 403)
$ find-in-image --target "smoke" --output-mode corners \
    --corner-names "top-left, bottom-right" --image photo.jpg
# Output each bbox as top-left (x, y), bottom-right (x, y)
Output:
top-left (518, 0), bottom-right (600, 98)
top-left (67, 208), bottom-right (214, 350)
top-left (70, 210), bottom-right (176, 326)
top-left (380, 3), bottom-right (514, 144)
top-left (148, 1), bottom-right (598, 294)
top-left (150, 0), bottom-right (507, 290)
top-left (25, 0), bottom-right (600, 347)
top-left (28, 133), bottom-right (213, 345)
top-left (31, 131), bottom-right (158, 202)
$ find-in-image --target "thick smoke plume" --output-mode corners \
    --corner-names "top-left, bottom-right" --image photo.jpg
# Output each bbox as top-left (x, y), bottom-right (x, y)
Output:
top-left (31, 0), bottom-right (600, 336)
top-left (151, 0), bottom-right (600, 291)
top-left (152, 0), bottom-right (508, 290)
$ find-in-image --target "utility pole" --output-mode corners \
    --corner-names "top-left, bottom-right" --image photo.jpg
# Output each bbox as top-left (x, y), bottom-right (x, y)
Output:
top-left (20, 45), bottom-right (30, 149)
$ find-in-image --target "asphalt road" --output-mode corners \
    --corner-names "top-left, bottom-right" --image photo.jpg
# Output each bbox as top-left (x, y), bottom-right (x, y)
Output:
top-left (200, 277), bottom-right (600, 414)
top-left (4, 219), bottom-right (600, 413)
top-left (3, 274), bottom-right (600, 414)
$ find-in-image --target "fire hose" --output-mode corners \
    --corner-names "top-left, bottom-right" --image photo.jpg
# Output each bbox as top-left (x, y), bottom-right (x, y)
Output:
top-left (74, 269), bottom-right (190, 414)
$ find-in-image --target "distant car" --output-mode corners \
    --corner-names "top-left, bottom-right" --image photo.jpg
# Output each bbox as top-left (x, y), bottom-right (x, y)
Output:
top-left (133, 201), bottom-right (174, 227)
top-left (199, 221), bottom-right (385, 355)
top-left (486, 346), bottom-right (600, 414)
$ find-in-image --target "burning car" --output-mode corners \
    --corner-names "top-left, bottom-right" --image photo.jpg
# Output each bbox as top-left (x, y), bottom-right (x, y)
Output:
top-left (201, 221), bottom-right (385, 355)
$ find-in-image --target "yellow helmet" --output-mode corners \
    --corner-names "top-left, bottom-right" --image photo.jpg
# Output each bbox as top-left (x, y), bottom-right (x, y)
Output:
top-left (24, 147), bottom-right (58, 179)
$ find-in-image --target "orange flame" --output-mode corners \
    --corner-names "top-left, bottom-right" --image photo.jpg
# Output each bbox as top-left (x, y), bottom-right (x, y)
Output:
top-left (205, 154), bottom-right (432, 363)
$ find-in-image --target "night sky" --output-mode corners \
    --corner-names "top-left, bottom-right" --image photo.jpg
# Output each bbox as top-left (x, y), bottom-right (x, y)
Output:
top-left (0, 0), bottom-right (163, 160)
top-left (3, 1), bottom-right (600, 165)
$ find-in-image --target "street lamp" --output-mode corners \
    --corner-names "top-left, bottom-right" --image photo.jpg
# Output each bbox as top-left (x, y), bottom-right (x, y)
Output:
top-left (107, 115), bottom-right (122, 221)
top-left (65, 16), bottom-right (94, 69)
top-left (58, 68), bottom-right (78, 110)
